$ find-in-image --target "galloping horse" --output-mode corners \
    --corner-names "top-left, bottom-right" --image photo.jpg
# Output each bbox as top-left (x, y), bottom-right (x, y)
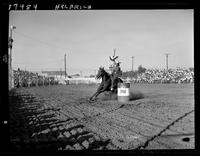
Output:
top-left (90, 67), bottom-right (123, 101)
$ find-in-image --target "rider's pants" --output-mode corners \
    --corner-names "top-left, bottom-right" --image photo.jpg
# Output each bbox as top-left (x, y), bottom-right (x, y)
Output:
top-left (111, 75), bottom-right (117, 89)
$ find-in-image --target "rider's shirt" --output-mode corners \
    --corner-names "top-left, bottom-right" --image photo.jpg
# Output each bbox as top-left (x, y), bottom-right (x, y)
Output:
top-left (112, 65), bottom-right (122, 78)
top-left (109, 55), bottom-right (122, 78)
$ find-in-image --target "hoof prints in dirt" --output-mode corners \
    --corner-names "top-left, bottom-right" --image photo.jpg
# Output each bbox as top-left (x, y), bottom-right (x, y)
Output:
top-left (9, 91), bottom-right (113, 150)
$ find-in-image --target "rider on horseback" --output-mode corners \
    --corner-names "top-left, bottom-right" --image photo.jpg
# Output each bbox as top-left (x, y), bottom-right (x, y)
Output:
top-left (109, 55), bottom-right (122, 91)
top-left (89, 54), bottom-right (123, 101)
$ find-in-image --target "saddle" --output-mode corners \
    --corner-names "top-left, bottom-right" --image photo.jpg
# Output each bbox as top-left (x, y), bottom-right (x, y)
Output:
top-left (112, 68), bottom-right (122, 78)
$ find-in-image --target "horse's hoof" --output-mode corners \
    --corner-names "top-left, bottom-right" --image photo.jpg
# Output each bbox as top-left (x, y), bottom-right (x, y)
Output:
top-left (89, 98), bottom-right (96, 102)
top-left (89, 97), bottom-right (94, 101)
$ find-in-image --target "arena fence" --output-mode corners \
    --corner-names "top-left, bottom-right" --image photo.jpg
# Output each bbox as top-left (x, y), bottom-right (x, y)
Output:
top-left (13, 69), bottom-right (101, 88)
top-left (13, 69), bottom-right (59, 88)
top-left (12, 67), bottom-right (194, 89)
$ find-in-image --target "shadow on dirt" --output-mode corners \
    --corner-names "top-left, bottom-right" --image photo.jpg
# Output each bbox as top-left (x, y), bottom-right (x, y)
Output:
top-left (100, 90), bottom-right (145, 101)
top-left (129, 91), bottom-right (145, 101)
top-left (9, 90), bottom-right (113, 151)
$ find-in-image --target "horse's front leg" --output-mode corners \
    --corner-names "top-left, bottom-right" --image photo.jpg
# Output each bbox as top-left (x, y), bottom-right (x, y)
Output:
top-left (90, 85), bottom-right (103, 101)
top-left (90, 92), bottom-right (98, 101)
top-left (92, 82), bottom-right (112, 100)
top-left (90, 86), bottom-right (109, 101)
top-left (90, 89), bottom-right (105, 101)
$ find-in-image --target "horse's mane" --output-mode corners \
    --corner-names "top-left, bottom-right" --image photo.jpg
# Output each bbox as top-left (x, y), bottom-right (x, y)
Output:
top-left (103, 69), bottom-right (110, 75)
top-left (97, 68), bottom-right (110, 80)
top-left (102, 69), bottom-right (111, 79)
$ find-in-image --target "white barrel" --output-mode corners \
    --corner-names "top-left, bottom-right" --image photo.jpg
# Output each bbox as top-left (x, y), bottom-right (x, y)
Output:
top-left (117, 83), bottom-right (130, 103)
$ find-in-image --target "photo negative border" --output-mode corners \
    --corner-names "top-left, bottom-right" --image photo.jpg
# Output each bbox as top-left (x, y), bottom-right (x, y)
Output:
top-left (0, 0), bottom-right (199, 154)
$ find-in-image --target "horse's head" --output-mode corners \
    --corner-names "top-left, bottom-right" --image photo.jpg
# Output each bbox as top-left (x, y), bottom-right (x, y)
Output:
top-left (96, 67), bottom-right (106, 79)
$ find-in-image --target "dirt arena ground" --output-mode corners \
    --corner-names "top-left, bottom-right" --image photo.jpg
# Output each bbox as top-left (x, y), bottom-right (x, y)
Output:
top-left (9, 83), bottom-right (194, 150)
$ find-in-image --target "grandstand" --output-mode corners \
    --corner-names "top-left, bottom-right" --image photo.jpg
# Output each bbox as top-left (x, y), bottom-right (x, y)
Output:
top-left (12, 66), bottom-right (194, 89)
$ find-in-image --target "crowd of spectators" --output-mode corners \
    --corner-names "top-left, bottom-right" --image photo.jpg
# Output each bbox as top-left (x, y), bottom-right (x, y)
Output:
top-left (13, 67), bottom-right (194, 87)
top-left (13, 68), bottom-right (59, 88)
top-left (130, 67), bottom-right (194, 84)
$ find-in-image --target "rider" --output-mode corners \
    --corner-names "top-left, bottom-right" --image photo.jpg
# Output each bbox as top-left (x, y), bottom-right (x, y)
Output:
top-left (109, 56), bottom-right (122, 91)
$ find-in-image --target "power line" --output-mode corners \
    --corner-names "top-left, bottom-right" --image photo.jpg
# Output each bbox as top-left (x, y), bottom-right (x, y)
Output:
top-left (14, 30), bottom-right (67, 52)
top-left (12, 31), bottom-right (64, 67)
top-left (13, 59), bottom-right (63, 67)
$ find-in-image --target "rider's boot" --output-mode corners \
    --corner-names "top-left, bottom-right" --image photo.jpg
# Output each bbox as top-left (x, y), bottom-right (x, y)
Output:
top-left (111, 75), bottom-right (115, 91)
top-left (111, 81), bottom-right (114, 91)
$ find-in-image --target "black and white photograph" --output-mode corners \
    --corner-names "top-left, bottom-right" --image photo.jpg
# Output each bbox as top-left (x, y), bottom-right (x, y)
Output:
top-left (4, 3), bottom-right (195, 152)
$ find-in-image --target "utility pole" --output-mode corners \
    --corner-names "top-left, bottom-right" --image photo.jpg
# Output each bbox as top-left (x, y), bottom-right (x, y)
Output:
top-left (164, 53), bottom-right (170, 72)
top-left (64, 54), bottom-right (66, 78)
top-left (131, 56), bottom-right (134, 72)
top-left (8, 25), bottom-right (16, 90)
top-left (131, 56), bottom-right (134, 80)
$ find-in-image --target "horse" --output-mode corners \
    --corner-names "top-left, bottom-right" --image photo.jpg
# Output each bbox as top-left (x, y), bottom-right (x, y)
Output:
top-left (89, 67), bottom-right (123, 101)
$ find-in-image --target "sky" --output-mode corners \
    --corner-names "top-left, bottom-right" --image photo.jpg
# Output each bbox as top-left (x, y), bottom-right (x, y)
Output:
top-left (9, 10), bottom-right (193, 76)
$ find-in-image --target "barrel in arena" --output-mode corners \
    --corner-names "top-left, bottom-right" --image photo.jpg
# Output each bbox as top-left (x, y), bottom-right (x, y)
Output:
top-left (117, 83), bottom-right (130, 103)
